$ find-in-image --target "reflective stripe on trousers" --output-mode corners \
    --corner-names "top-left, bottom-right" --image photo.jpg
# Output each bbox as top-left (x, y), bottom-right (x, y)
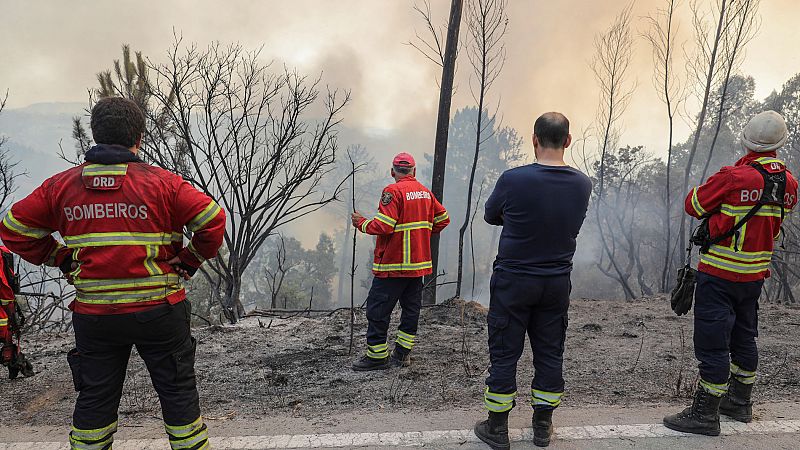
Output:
top-left (366, 342), bottom-right (389, 359)
top-left (69, 421), bottom-right (117, 450)
top-left (730, 362), bottom-right (756, 385)
top-left (166, 416), bottom-right (210, 450)
top-left (484, 388), bottom-right (516, 412)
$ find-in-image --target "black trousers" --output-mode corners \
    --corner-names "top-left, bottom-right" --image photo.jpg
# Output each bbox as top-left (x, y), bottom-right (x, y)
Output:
top-left (485, 270), bottom-right (570, 412)
top-left (365, 277), bottom-right (423, 358)
top-left (694, 271), bottom-right (762, 390)
top-left (68, 301), bottom-right (208, 450)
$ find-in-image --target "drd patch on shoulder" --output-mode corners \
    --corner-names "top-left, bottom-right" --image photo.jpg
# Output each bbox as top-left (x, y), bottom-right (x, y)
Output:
top-left (381, 191), bottom-right (394, 206)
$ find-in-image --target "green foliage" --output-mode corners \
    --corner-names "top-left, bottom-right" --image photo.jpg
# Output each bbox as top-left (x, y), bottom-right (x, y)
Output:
top-left (249, 233), bottom-right (338, 310)
top-left (420, 106), bottom-right (525, 299)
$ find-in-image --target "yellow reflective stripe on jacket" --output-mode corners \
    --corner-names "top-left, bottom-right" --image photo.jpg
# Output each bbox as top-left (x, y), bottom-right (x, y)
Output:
top-left (755, 157), bottom-right (784, 165)
top-left (144, 245), bottom-right (163, 275)
top-left (188, 201), bottom-right (222, 232)
top-left (165, 417), bottom-right (205, 438)
top-left (720, 203), bottom-right (784, 218)
top-left (360, 219), bottom-right (371, 233)
top-left (707, 245), bottom-right (773, 263)
top-left (690, 187), bottom-right (707, 216)
top-left (374, 213), bottom-right (397, 227)
top-left (434, 212), bottom-right (449, 224)
top-left (699, 253), bottom-right (770, 274)
top-left (372, 261), bottom-right (432, 272)
top-left (394, 221), bottom-right (433, 231)
top-left (64, 232), bottom-right (175, 247)
top-left (76, 287), bottom-right (183, 305)
top-left (73, 274), bottom-right (182, 292)
top-left (0, 318), bottom-right (7, 326)
top-left (2, 210), bottom-right (51, 239)
top-left (82, 163), bottom-right (128, 177)
top-left (0, 299), bottom-right (13, 305)
top-left (403, 231), bottom-right (411, 264)
top-left (70, 421), bottom-right (118, 441)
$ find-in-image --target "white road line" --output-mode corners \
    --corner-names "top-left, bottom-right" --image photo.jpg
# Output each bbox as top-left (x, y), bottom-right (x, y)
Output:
top-left (3, 420), bottom-right (800, 449)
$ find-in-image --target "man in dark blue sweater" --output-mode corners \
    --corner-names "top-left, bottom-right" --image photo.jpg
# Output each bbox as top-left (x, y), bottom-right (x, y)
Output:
top-left (474, 112), bottom-right (592, 449)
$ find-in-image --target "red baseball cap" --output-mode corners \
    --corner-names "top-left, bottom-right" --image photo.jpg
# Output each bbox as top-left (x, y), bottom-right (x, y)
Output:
top-left (392, 152), bottom-right (416, 168)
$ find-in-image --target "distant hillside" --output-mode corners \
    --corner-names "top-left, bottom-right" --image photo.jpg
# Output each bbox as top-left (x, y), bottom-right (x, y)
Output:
top-left (0, 102), bottom-right (83, 199)
top-left (0, 101), bottom-right (432, 201)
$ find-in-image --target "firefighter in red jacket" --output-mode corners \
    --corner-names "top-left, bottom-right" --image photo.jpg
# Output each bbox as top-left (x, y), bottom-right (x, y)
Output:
top-left (350, 153), bottom-right (449, 370)
top-left (0, 246), bottom-right (34, 379)
top-left (0, 97), bottom-right (225, 450)
top-left (664, 111), bottom-right (798, 436)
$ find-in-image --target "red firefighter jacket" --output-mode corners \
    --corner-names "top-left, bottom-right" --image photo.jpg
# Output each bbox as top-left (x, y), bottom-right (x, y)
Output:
top-left (685, 151), bottom-right (798, 282)
top-left (0, 246), bottom-right (15, 304)
top-left (0, 147), bottom-right (226, 315)
top-left (357, 176), bottom-right (450, 278)
top-left (0, 247), bottom-right (14, 342)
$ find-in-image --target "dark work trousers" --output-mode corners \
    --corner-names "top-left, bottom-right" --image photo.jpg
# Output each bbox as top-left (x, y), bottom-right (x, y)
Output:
top-left (694, 271), bottom-right (763, 385)
top-left (69, 301), bottom-right (208, 450)
top-left (365, 276), bottom-right (423, 358)
top-left (485, 270), bottom-right (570, 411)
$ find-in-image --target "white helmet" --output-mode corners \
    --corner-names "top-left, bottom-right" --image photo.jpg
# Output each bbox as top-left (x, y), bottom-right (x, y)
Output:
top-left (741, 110), bottom-right (788, 153)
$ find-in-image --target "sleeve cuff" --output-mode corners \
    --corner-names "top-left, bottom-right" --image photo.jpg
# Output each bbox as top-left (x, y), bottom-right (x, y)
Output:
top-left (177, 248), bottom-right (204, 269)
top-left (356, 218), bottom-right (368, 233)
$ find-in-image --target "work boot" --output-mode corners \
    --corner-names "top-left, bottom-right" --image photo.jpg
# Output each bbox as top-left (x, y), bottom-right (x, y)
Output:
top-left (532, 409), bottom-right (554, 447)
top-left (663, 389), bottom-right (722, 436)
top-left (389, 347), bottom-right (411, 368)
top-left (19, 353), bottom-right (34, 378)
top-left (720, 378), bottom-right (753, 423)
top-left (351, 355), bottom-right (389, 372)
top-left (474, 411), bottom-right (510, 450)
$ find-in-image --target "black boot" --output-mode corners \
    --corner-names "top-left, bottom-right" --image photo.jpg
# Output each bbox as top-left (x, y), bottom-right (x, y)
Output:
top-left (532, 409), bottom-right (553, 447)
top-left (389, 347), bottom-right (411, 368)
top-left (18, 353), bottom-right (34, 378)
top-left (720, 378), bottom-right (753, 423)
top-left (351, 355), bottom-right (389, 372)
top-left (663, 388), bottom-right (722, 436)
top-left (474, 411), bottom-right (510, 450)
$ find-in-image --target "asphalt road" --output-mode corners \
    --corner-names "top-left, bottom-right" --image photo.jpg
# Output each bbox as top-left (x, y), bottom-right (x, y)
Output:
top-left (2, 402), bottom-right (799, 449)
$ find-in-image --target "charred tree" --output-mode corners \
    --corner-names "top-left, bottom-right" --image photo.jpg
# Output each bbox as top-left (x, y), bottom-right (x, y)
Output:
top-left (644, 0), bottom-right (685, 292)
top-left (410, 0), bottom-right (465, 304)
top-left (455, 0), bottom-right (507, 299)
top-left (591, 5), bottom-right (637, 299)
top-left (145, 39), bottom-right (350, 323)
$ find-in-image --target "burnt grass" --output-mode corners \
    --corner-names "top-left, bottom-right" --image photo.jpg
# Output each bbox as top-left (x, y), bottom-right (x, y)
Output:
top-left (2, 296), bottom-right (800, 427)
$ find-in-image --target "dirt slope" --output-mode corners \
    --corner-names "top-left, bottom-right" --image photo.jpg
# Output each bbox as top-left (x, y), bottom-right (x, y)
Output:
top-left (1, 296), bottom-right (799, 427)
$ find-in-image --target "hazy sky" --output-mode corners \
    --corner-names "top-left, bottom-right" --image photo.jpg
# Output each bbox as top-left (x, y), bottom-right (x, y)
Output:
top-left (2, 0), bottom-right (800, 162)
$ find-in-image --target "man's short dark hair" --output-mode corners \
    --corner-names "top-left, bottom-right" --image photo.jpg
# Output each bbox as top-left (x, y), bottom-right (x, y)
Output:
top-left (90, 97), bottom-right (146, 148)
top-left (533, 112), bottom-right (570, 149)
top-left (393, 165), bottom-right (414, 175)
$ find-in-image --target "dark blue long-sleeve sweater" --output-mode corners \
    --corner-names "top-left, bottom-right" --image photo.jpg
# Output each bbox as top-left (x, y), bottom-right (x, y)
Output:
top-left (485, 163), bottom-right (592, 276)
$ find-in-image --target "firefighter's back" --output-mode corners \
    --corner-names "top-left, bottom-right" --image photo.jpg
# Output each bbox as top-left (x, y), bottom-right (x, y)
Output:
top-left (0, 97), bottom-right (224, 450)
top-left (50, 162), bottom-right (188, 314)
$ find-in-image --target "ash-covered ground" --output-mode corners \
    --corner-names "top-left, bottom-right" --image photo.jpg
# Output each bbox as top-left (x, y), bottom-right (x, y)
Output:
top-left (1, 296), bottom-right (799, 428)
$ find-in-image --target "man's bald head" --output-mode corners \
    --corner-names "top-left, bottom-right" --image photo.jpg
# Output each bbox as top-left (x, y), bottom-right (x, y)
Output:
top-left (534, 112), bottom-right (570, 149)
